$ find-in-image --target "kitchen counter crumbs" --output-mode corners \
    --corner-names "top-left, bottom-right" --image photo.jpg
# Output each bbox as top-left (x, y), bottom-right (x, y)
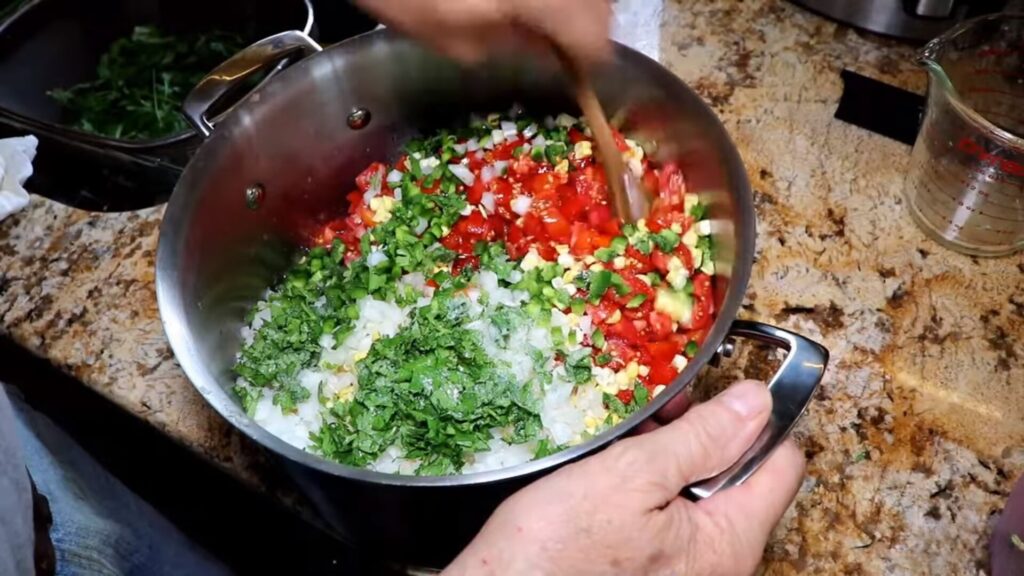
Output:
top-left (1, 0), bottom-right (1022, 573)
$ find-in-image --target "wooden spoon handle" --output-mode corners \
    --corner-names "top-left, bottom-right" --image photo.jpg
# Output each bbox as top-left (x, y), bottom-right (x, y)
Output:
top-left (553, 49), bottom-right (631, 221)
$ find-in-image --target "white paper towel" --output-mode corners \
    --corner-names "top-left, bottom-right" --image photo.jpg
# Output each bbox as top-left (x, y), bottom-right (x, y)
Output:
top-left (0, 135), bottom-right (38, 222)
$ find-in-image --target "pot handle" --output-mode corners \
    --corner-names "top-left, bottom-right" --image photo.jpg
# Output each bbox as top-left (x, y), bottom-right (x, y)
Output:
top-left (182, 30), bottom-right (323, 138)
top-left (682, 320), bottom-right (828, 500)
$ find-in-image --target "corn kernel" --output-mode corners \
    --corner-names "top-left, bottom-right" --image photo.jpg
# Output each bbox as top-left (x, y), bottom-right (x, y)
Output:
top-left (625, 361), bottom-right (639, 380)
top-left (638, 365), bottom-right (650, 377)
top-left (574, 140), bottom-right (593, 159)
top-left (653, 385), bottom-right (667, 397)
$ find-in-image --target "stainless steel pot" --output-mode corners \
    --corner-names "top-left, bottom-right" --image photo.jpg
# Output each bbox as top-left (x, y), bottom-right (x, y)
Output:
top-left (156, 29), bottom-right (830, 569)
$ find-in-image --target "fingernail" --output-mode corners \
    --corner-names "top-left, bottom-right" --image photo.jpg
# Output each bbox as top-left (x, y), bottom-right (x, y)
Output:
top-left (720, 381), bottom-right (770, 419)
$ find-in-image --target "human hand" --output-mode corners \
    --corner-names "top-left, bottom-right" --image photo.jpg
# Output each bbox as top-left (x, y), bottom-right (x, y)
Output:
top-left (442, 380), bottom-right (805, 576)
top-left (352, 0), bottom-right (612, 66)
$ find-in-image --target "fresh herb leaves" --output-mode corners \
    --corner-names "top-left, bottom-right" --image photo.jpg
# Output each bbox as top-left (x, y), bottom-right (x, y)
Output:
top-left (49, 26), bottom-right (245, 140)
top-left (311, 293), bottom-right (541, 474)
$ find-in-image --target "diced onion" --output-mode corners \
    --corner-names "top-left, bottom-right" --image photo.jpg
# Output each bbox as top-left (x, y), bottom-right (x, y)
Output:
top-left (420, 156), bottom-right (440, 174)
top-left (522, 123), bottom-right (538, 139)
top-left (386, 169), bottom-right (403, 186)
top-left (493, 160), bottom-right (509, 175)
top-left (480, 165), bottom-right (496, 184)
top-left (448, 164), bottom-right (475, 186)
top-left (491, 128), bottom-right (505, 145)
top-left (511, 195), bottom-right (532, 216)
top-left (367, 249), bottom-right (388, 267)
top-left (414, 217), bottom-right (429, 235)
top-left (555, 113), bottom-right (577, 128)
top-left (466, 138), bottom-right (480, 152)
top-left (475, 150), bottom-right (485, 159)
top-left (501, 121), bottom-right (518, 140)
top-left (481, 192), bottom-right (496, 213)
top-left (452, 143), bottom-right (467, 156)
top-left (481, 135), bottom-right (495, 150)
top-left (531, 134), bottom-right (547, 148)
top-left (394, 188), bottom-right (403, 201)
top-left (544, 115), bottom-right (556, 129)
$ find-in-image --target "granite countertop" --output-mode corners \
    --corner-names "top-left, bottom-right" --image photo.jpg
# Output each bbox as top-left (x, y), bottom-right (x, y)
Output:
top-left (2, 1), bottom-right (1023, 573)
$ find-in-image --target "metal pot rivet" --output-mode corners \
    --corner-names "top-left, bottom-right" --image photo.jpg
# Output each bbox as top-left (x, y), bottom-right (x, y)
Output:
top-left (718, 337), bottom-right (737, 359)
top-left (347, 107), bottom-right (371, 130)
top-left (245, 184), bottom-right (265, 210)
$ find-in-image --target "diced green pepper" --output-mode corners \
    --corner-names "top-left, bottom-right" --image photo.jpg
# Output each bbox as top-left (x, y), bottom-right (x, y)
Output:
top-left (625, 294), bottom-right (647, 308)
top-left (589, 270), bottom-right (613, 300)
top-left (685, 340), bottom-right (699, 357)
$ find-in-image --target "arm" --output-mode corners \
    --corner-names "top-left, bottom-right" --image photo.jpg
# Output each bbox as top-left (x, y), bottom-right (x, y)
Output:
top-left (352, 0), bottom-right (612, 65)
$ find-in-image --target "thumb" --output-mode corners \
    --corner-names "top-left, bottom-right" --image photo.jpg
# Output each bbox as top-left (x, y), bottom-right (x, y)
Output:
top-left (605, 380), bottom-right (773, 508)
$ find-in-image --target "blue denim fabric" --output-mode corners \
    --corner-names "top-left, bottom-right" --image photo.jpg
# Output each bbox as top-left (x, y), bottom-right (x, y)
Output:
top-left (4, 385), bottom-right (232, 576)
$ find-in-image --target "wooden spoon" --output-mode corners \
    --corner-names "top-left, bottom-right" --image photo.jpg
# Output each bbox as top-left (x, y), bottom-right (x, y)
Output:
top-left (555, 49), bottom-right (650, 223)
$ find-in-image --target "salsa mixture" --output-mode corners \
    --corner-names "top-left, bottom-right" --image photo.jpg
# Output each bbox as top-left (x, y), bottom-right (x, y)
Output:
top-left (233, 112), bottom-right (716, 476)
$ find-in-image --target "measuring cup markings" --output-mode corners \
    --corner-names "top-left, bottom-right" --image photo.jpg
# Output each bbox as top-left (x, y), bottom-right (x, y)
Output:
top-left (912, 198), bottom-right (1021, 241)
top-left (917, 174), bottom-right (1024, 218)
top-left (902, 13), bottom-right (1024, 255)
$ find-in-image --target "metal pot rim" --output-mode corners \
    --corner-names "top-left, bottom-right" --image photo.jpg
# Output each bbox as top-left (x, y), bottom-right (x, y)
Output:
top-left (156, 28), bottom-right (756, 488)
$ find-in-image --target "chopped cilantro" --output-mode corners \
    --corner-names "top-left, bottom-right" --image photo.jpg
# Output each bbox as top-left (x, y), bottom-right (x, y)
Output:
top-left (233, 384), bottom-right (262, 416)
top-left (696, 235), bottom-right (714, 263)
top-left (565, 348), bottom-right (593, 385)
top-left (534, 438), bottom-right (562, 459)
top-left (633, 382), bottom-right (650, 409)
top-left (689, 202), bottom-right (708, 221)
top-left (310, 293), bottom-right (540, 474)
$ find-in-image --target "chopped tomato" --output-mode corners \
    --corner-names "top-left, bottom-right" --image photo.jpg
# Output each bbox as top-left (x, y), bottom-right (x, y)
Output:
top-left (657, 162), bottom-right (686, 205)
top-left (647, 363), bottom-right (677, 387)
top-left (442, 211), bottom-right (495, 255)
top-left (689, 273), bottom-right (715, 330)
top-left (451, 255), bottom-right (480, 276)
top-left (467, 178), bottom-right (485, 204)
top-left (356, 162), bottom-right (386, 192)
top-left (648, 312), bottom-right (674, 341)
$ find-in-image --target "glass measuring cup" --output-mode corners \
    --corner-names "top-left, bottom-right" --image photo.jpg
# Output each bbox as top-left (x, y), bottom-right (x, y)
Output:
top-left (902, 13), bottom-right (1024, 257)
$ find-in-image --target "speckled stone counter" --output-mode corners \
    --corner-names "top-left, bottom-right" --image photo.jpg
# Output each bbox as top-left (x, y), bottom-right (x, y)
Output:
top-left (2, 1), bottom-right (1022, 574)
